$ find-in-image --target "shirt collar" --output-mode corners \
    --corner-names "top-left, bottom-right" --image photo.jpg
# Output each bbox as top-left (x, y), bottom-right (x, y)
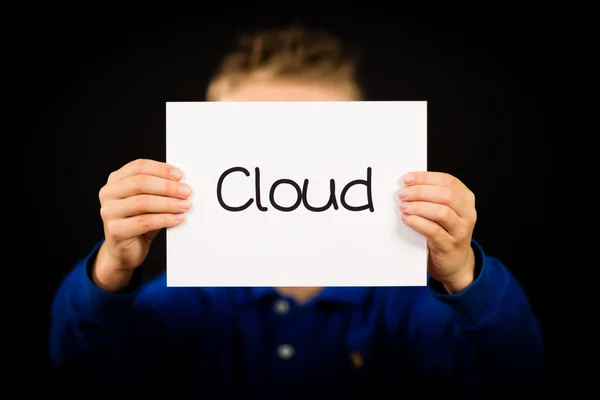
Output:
top-left (235, 286), bottom-right (370, 308)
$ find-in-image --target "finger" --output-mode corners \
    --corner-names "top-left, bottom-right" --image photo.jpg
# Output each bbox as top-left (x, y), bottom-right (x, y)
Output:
top-left (108, 159), bottom-right (183, 183)
top-left (400, 201), bottom-right (461, 235)
top-left (106, 213), bottom-right (186, 241)
top-left (401, 213), bottom-right (452, 250)
top-left (100, 175), bottom-right (192, 202)
top-left (402, 171), bottom-right (460, 187)
top-left (101, 194), bottom-right (192, 219)
top-left (402, 171), bottom-right (475, 207)
top-left (398, 184), bottom-right (471, 218)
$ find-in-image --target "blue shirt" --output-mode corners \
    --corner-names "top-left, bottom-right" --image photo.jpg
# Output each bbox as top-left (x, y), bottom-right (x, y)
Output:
top-left (49, 240), bottom-right (543, 398)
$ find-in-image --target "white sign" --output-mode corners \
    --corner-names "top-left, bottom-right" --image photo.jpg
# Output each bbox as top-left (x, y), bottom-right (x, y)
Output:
top-left (166, 101), bottom-right (427, 287)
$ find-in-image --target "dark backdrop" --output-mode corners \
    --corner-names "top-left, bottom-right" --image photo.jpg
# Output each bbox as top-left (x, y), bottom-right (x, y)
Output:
top-left (13, 8), bottom-right (575, 395)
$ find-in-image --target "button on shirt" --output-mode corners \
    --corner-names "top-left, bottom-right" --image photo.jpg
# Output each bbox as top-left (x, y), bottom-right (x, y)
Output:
top-left (277, 344), bottom-right (294, 359)
top-left (273, 299), bottom-right (295, 361)
top-left (273, 298), bottom-right (290, 315)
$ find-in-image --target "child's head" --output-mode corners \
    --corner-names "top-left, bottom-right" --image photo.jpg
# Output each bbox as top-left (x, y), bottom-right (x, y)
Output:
top-left (206, 26), bottom-right (363, 102)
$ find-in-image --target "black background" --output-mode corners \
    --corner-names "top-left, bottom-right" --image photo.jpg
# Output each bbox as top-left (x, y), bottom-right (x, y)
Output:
top-left (12, 7), bottom-right (578, 395)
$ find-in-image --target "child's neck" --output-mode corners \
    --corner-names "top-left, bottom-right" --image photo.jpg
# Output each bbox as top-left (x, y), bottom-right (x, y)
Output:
top-left (275, 287), bottom-right (324, 304)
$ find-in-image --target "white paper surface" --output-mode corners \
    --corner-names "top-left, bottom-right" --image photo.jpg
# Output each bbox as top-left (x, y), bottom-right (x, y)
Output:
top-left (166, 101), bottom-right (427, 287)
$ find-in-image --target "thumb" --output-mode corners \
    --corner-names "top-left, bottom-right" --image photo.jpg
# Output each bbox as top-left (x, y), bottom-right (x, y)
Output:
top-left (143, 229), bottom-right (161, 242)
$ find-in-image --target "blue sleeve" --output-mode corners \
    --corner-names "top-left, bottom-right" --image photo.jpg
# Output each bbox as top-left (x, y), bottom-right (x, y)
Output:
top-left (48, 242), bottom-right (205, 395)
top-left (398, 241), bottom-right (544, 395)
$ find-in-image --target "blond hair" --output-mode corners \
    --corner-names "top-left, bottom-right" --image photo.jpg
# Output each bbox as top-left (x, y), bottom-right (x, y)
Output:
top-left (206, 26), bottom-right (363, 101)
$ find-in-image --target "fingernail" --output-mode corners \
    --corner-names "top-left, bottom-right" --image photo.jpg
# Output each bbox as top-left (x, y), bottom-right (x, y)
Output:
top-left (170, 168), bottom-right (183, 180)
top-left (398, 188), bottom-right (408, 199)
top-left (178, 200), bottom-right (191, 210)
top-left (400, 202), bottom-right (408, 210)
top-left (179, 184), bottom-right (191, 196)
top-left (174, 213), bottom-right (186, 221)
top-left (403, 173), bottom-right (415, 184)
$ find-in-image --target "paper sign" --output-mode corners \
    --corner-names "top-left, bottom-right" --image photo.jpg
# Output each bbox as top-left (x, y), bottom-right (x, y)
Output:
top-left (166, 101), bottom-right (427, 287)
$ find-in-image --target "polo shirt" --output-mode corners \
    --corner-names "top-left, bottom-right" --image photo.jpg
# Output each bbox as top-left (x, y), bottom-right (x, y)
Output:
top-left (49, 240), bottom-right (543, 398)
